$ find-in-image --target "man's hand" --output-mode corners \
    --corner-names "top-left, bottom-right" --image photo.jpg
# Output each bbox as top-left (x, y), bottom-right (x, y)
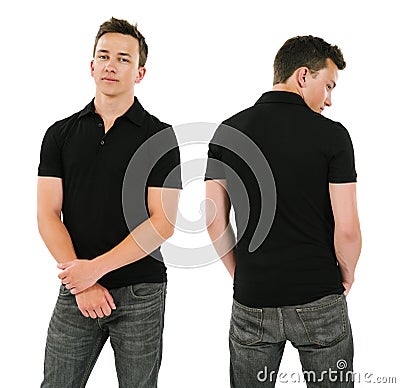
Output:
top-left (342, 281), bottom-right (353, 296)
top-left (75, 283), bottom-right (116, 318)
top-left (58, 259), bottom-right (102, 294)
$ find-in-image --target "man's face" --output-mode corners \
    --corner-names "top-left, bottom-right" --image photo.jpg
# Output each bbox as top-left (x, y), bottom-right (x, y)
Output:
top-left (302, 58), bottom-right (339, 113)
top-left (91, 32), bottom-right (144, 98)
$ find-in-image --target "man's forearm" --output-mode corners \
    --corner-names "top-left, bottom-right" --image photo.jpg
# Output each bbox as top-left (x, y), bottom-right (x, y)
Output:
top-left (334, 230), bottom-right (362, 284)
top-left (220, 251), bottom-right (236, 278)
top-left (38, 213), bottom-right (77, 263)
top-left (207, 221), bottom-right (236, 278)
top-left (57, 215), bottom-right (176, 294)
top-left (93, 216), bottom-right (174, 279)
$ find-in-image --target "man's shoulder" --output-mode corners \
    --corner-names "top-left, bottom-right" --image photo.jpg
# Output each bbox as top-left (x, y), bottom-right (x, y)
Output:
top-left (142, 108), bottom-right (172, 138)
top-left (42, 110), bottom-right (83, 147)
top-left (47, 103), bottom-right (90, 134)
top-left (308, 110), bottom-right (346, 129)
top-left (53, 111), bottom-right (82, 128)
top-left (230, 102), bottom-right (348, 134)
top-left (222, 105), bottom-right (255, 127)
top-left (315, 115), bottom-right (351, 139)
top-left (146, 112), bottom-right (171, 131)
top-left (215, 103), bottom-right (351, 153)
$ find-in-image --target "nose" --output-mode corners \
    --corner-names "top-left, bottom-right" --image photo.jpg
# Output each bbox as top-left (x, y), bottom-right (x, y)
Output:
top-left (325, 93), bottom-right (332, 107)
top-left (105, 57), bottom-right (117, 72)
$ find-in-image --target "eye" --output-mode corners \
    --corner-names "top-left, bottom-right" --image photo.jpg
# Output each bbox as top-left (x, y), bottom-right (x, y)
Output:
top-left (327, 84), bottom-right (332, 90)
top-left (97, 55), bottom-right (108, 60)
top-left (119, 58), bottom-right (130, 63)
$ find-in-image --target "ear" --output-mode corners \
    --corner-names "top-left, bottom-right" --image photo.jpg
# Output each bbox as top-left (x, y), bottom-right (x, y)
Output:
top-left (296, 67), bottom-right (309, 88)
top-left (135, 67), bottom-right (146, 84)
top-left (90, 60), bottom-right (95, 77)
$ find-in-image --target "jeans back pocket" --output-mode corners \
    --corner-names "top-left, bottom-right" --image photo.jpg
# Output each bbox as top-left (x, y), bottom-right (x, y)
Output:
top-left (230, 299), bottom-right (263, 345)
top-left (296, 294), bottom-right (348, 347)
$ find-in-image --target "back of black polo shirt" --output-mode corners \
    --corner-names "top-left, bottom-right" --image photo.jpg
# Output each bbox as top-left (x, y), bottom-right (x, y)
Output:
top-left (205, 91), bottom-right (357, 307)
top-left (38, 98), bottom-right (181, 289)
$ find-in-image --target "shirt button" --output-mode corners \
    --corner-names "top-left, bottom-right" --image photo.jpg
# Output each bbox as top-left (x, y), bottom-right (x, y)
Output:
top-left (98, 122), bottom-right (103, 127)
top-left (100, 140), bottom-right (105, 145)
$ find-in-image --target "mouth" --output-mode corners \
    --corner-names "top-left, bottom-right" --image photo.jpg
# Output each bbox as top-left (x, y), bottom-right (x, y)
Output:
top-left (102, 77), bottom-right (119, 83)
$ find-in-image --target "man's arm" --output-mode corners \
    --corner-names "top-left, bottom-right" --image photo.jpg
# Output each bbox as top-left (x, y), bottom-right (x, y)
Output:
top-left (329, 182), bottom-right (362, 294)
top-left (205, 180), bottom-right (236, 278)
top-left (58, 187), bottom-right (180, 294)
top-left (37, 177), bottom-right (76, 262)
top-left (37, 177), bottom-right (116, 317)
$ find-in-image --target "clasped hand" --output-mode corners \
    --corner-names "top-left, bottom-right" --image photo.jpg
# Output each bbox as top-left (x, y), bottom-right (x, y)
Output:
top-left (58, 259), bottom-right (101, 294)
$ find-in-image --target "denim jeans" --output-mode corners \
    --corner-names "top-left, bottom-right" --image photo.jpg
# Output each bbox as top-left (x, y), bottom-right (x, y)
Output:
top-left (41, 282), bottom-right (166, 388)
top-left (229, 294), bottom-right (354, 387)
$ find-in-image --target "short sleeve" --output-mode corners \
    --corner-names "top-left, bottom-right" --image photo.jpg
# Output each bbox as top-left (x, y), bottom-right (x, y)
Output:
top-left (328, 123), bottom-right (357, 183)
top-left (204, 122), bottom-right (231, 181)
top-left (204, 143), bottom-right (226, 180)
top-left (38, 124), bottom-right (63, 178)
top-left (147, 125), bottom-right (182, 189)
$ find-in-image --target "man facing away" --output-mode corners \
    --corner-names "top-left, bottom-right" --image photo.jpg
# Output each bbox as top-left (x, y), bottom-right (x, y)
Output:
top-left (37, 17), bottom-right (181, 387)
top-left (206, 36), bottom-right (362, 387)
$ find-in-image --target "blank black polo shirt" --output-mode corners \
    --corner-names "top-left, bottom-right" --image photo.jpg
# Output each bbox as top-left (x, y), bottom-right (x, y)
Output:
top-left (205, 91), bottom-right (357, 307)
top-left (38, 98), bottom-right (181, 289)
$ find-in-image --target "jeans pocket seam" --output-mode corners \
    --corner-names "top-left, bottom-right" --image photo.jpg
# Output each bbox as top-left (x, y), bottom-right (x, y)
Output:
top-left (230, 301), bottom-right (263, 346)
top-left (296, 294), bottom-right (343, 313)
top-left (232, 298), bottom-right (262, 313)
top-left (296, 296), bottom-right (347, 346)
top-left (128, 283), bottom-right (165, 300)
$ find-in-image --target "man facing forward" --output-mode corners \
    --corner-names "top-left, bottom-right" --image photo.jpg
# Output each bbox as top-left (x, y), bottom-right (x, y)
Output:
top-left (38, 17), bottom-right (181, 387)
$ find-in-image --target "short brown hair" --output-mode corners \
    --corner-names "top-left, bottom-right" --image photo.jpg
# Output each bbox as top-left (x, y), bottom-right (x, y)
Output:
top-left (93, 17), bottom-right (148, 67)
top-left (273, 35), bottom-right (346, 85)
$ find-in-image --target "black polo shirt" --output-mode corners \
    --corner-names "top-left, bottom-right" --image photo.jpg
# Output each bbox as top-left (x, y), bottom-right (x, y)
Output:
top-left (38, 98), bottom-right (181, 289)
top-left (205, 91), bottom-right (357, 307)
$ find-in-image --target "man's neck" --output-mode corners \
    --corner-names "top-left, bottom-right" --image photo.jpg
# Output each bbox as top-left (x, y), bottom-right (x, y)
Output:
top-left (94, 93), bottom-right (135, 131)
top-left (94, 93), bottom-right (135, 121)
top-left (272, 83), bottom-right (301, 96)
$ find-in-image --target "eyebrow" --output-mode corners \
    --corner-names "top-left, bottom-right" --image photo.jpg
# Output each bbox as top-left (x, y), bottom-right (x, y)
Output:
top-left (96, 49), bottom-right (132, 58)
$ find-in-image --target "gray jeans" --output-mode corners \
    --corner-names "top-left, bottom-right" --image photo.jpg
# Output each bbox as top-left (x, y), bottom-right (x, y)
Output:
top-left (229, 294), bottom-right (354, 387)
top-left (41, 282), bottom-right (166, 388)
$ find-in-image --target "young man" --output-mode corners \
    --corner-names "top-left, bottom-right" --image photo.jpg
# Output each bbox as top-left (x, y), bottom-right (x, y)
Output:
top-left (38, 17), bottom-right (181, 387)
top-left (206, 36), bottom-right (361, 387)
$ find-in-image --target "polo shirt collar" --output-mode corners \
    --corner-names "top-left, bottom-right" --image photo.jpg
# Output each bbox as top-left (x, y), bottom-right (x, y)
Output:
top-left (78, 97), bottom-right (146, 126)
top-left (255, 91), bottom-right (309, 109)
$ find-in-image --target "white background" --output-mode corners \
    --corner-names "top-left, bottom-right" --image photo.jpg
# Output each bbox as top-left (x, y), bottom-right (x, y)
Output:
top-left (1, 0), bottom-right (399, 386)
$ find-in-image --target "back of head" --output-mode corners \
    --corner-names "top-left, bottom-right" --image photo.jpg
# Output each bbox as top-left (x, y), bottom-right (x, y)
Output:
top-left (273, 35), bottom-right (346, 84)
top-left (93, 17), bottom-right (148, 67)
